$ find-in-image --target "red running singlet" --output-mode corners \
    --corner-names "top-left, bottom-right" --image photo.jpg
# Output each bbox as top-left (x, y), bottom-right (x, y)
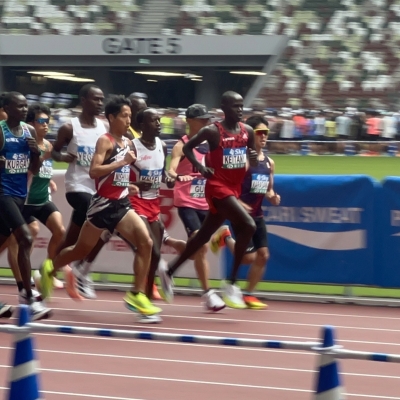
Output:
top-left (95, 134), bottom-right (131, 200)
top-left (205, 121), bottom-right (249, 213)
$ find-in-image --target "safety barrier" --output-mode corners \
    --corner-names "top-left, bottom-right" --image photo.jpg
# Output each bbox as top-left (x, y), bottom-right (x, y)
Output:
top-left (1, 306), bottom-right (400, 399)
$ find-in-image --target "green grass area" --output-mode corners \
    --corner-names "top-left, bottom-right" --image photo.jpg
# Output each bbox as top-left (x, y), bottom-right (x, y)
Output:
top-left (271, 155), bottom-right (399, 181)
top-left (54, 155), bottom-right (400, 181)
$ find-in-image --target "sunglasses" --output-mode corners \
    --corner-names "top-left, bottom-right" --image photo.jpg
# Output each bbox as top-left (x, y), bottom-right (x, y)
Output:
top-left (36, 118), bottom-right (49, 124)
top-left (254, 128), bottom-right (269, 136)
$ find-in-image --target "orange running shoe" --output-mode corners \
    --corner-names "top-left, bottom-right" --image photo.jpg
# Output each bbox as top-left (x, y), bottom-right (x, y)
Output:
top-left (64, 266), bottom-right (84, 301)
top-left (210, 225), bottom-right (232, 254)
top-left (243, 294), bottom-right (268, 310)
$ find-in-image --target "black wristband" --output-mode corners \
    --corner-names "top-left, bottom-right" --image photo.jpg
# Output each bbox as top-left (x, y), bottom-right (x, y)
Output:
top-left (176, 175), bottom-right (182, 182)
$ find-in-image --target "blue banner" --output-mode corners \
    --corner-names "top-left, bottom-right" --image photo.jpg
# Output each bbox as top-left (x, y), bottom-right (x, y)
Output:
top-left (376, 177), bottom-right (400, 287)
top-left (224, 175), bottom-right (376, 285)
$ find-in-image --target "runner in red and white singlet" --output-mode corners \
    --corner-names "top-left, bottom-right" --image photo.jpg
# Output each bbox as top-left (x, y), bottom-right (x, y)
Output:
top-left (53, 96), bottom-right (161, 319)
top-left (158, 91), bottom-right (259, 305)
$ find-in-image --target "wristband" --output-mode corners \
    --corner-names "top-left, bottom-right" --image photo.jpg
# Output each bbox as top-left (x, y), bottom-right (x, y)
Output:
top-left (176, 174), bottom-right (182, 182)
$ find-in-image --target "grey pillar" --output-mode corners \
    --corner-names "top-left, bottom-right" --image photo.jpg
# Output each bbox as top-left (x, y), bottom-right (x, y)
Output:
top-left (195, 68), bottom-right (219, 109)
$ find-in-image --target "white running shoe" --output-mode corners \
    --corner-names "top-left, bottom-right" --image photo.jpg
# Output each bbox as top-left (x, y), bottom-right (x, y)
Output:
top-left (158, 259), bottom-right (174, 303)
top-left (202, 289), bottom-right (226, 312)
top-left (29, 300), bottom-right (52, 321)
top-left (222, 283), bottom-right (247, 309)
top-left (18, 289), bottom-right (43, 304)
top-left (72, 264), bottom-right (97, 299)
top-left (136, 314), bottom-right (163, 324)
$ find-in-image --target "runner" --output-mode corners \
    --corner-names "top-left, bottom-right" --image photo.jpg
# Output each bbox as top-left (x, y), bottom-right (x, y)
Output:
top-left (46, 84), bottom-right (108, 300)
top-left (129, 107), bottom-right (174, 300)
top-left (168, 104), bottom-right (225, 311)
top-left (0, 91), bottom-right (51, 319)
top-left (210, 115), bottom-right (281, 309)
top-left (126, 93), bottom-right (147, 139)
top-left (158, 91), bottom-right (258, 305)
top-left (52, 95), bottom-right (161, 321)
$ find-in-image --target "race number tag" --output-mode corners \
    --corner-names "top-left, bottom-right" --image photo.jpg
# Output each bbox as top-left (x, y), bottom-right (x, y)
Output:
top-left (250, 174), bottom-right (269, 194)
top-left (190, 178), bottom-right (206, 198)
top-left (113, 165), bottom-right (130, 187)
top-left (5, 153), bottom-right (29, 174)
top-left (38, 159), bottom-right (53, 179)
top-left (222, 147), bottom-right (246, 169)
top-left (140, 169), bottom-right (163, 189)
top-left (76, 146), bottom-right (95, 167)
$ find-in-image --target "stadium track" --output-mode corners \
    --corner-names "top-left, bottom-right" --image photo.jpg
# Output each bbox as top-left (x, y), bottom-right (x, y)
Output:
top-left (0, 284), bottom-right (399, 400)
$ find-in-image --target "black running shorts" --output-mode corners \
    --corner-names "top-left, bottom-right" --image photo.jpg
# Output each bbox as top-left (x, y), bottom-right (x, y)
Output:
top-left (0, 195), bottom-right (26, 237)
top-left (66, 191), bottom-right (93, 227)
top-left (23, 201), bottom-right (59, 226)
top-left (245, 216), bottom-right (268, 253)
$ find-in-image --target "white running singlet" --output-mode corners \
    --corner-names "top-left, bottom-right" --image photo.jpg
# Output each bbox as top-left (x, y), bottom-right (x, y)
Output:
top-left (65, 117), bottom-right (107, 194)
top-left (130, 137), bottom-right (164, 200)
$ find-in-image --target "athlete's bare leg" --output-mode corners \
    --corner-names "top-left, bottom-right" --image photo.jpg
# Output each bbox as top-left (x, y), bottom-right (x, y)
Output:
top-left (140, 218), bottom-right (163, 298)
top-left (224, 237), bottom-right (256, 265)
top-left (246, 247), bottom-right (269, 292)
top-left (115, 210), bottom-right (153, 294)
top-left (45, 212), bottom-right (65, 260)
top-left (167, 196), bottom-right (256, 283)
top-left (53, 221), bottom-right (103, 271)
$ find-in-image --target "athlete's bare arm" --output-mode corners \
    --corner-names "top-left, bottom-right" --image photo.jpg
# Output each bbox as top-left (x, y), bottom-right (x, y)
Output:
top-left (182, 125), bottom-right (219, 178)
top-left (244, 124), bottom-right (258, 167)
top-left (27, 125), bottom-right (42, 175)
top-left (265, 158), bottom-right (280, 205)
top-left (89, 135), bottom-right (135, 179)
top-left (168, 140), bottom-right (184, 179)
top-left (51, 123), bottom-right (75, 163)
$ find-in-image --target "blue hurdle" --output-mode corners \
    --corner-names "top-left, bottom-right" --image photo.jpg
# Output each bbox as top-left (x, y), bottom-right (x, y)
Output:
top-left (1, 305), bottom-right (400, 400)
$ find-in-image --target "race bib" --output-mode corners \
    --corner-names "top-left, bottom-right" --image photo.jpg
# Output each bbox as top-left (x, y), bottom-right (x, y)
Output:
top-left (113, 165), bottom-right (130, 187)
top-left (222, 147), bottom-right (246, 169)
top-left (140, 169), bottom-right (163, 189)
top-left (190, 178), bottom-right (206, 198)
top-left (5, 152), bottom-right (29, 174)
top-left (250, 173), bottom-right (269, 194)
top-left (76, 146), bottom-right (95, 167)
top-left (38, 159), bottom-right (53, 179)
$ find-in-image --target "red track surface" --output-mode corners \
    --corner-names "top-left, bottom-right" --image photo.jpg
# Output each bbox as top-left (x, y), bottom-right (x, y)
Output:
top-left (0, 284), bottom-right (400, 400)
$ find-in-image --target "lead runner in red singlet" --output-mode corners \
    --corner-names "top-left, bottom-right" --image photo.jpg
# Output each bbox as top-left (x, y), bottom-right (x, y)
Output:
top-left (158, 91), bottom-right (258, 303)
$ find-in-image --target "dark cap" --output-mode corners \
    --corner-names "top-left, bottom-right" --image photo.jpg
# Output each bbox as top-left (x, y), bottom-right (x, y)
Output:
top-left (185, 104), bottom-right (212, 119)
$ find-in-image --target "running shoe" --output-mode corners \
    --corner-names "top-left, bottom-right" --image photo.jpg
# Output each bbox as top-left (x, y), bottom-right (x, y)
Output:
top-left (0, 303), bottom-right (13, 319)
top-left (210, 225), bottom-right (231, 254)
top-left (152, 284), bottom-right (162, 301)
top-left (243, 294), bottom-right (268, 310)
top-left (72, 263), bottom-right (97, 299)
top-left (136, 313), bottom-right (163, 324)
top-left (162, 229), bottom-right (170, 244)
top-left (53, 276), bottom-right (64, 289)
top-left (40, 259), bottom-right (54, 299)
top-left (64, 266), bottom-right (84, 301)
top-left (123, 292), bottom-right (162, 316)
top-left (222, 283), bottom-right (247, 309)
top-left (157, 259), bottom-right (174, 303)
top-left (202, 289), bottom-right (226, 312)
top-left (18, 289), bottom-right (43, 304)
top-left (29, 300), bottom-right (52, 321)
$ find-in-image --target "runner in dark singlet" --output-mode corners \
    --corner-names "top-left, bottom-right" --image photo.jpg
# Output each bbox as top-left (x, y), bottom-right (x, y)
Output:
top-left (211, 115), bottom-right (281, 309)
top-left (158, 91), bottom-right (258, 304)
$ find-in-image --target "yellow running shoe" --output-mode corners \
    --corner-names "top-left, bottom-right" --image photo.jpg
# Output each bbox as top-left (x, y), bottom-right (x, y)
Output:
top-left (124, 292), bottom-right (162, 316)
top-left (210, 225), bottom-right (231, 254)
top-left (40, 259), bottom-right (54, 300)
top-left (243, 294), bottom-right (268, 310)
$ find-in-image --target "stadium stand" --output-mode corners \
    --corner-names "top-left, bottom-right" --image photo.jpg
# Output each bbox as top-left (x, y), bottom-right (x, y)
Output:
top-left (1, 0), bottom-right (400, 109)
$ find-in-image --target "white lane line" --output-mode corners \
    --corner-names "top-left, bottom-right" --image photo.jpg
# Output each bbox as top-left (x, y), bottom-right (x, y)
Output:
top-left (14, 316), bottom-right (400, 348)
top-left (35, 307), bottom-right (400, 332)
top-left (0, 346), bottom-right (399, 380)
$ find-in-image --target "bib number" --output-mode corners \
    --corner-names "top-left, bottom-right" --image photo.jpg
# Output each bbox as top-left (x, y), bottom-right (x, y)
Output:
top-left (140, 169), bottom-right (163, 189)
top-left (222, 147), bottom-right (246, 169)
top-left (38, 159), bottom-right (53, 179)
top-left (76, 146), bottom-right (95, 167)
top-left (190, 178), bottom-right (206, 198)
top-left (113, 165), bottom-right (130, 187)
top-left (5, 153), bottom-right (29, 174)
top-left (250, 173), bottom-right (269, 194)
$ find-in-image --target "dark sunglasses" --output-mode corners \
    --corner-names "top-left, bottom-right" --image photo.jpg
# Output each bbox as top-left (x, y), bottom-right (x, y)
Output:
top-left (36, 118), bottom-right (49, 124)
top-left (254, 128), bottom-right (269, 136)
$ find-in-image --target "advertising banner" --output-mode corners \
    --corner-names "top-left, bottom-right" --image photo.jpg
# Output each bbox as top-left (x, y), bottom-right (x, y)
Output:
top-left (224, 175), bottom-right (376, 285)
